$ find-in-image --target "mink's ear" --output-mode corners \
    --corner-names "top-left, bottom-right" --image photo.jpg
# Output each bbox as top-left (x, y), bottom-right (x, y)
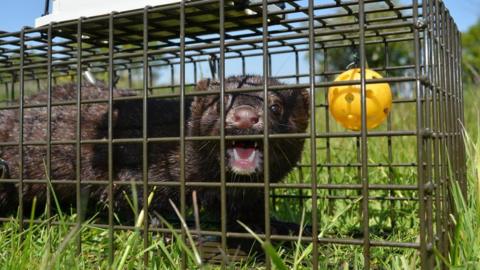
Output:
top-left (190, 79), bottom-right (212, 120)
top-left (194, 78), bottom-right (212, 91)
top-left (299, 89), bottom-right (310, 113)
top-left (187, 79), bottom-right (207, 127)
top-left (190, 96), bottom-right (205, 119)
top-left (288, 89), bottom-right (310, 132)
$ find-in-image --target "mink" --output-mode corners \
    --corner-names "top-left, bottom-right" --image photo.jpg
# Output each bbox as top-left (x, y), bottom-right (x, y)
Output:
top-left (0, 76), bottom-right (309, 237)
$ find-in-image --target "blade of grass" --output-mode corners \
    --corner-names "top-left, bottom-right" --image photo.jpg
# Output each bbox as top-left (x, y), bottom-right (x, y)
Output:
top-left (168, 199), bottom-right (203, 266)
top-left (115, 186), bottom-right (156, 270)
top-left (237, 220), bottom-right (289, 270)
top-left (43, 160), bottom-right (64, 221)
top-left (156, 214), bottom-right (198, 266)
top-left (296, 196), bottom-right (363, 264)
top-left (292, 208), bottom-right (306, 270)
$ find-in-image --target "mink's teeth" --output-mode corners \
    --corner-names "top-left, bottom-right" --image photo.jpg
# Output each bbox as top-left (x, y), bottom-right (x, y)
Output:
top-left (247, 150), bottom-right (256, 162)
top-left (233, 148), bottom-right (240, 160)
top-left (254, 142), bottom-right (258, 148)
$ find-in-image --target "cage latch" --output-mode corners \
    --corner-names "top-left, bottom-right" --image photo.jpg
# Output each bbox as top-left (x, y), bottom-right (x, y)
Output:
top-left (415, 18), bottom-right (427, 30)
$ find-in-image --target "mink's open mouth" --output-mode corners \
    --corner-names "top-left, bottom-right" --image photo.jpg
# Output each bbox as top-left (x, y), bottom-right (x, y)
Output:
top-left (226, 140), bottom-right (263, 175)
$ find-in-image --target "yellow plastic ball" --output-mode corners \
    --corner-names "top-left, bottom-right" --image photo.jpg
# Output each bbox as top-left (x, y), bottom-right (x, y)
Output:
top-left (328, 68), bottom-right (392, 131)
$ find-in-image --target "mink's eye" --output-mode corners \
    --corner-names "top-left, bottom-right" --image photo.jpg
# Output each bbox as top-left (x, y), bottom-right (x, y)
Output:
top-left (270, 104), bottom-right (282, 115)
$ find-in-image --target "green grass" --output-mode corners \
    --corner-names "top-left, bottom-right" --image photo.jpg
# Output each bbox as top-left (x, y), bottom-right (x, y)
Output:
top-left (439, 126), bottom-right (480, 270)
top-left (0, 84), bottom-right (479, 269)
top-left (441, 85), bottom-right (480, 269)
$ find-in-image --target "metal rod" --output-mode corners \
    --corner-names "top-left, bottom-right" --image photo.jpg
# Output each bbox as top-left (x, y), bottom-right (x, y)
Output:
top-left (17, 27), bottom-right (26, 234)
top-left (75, 16), bottom-right (83, 254)
top-left (307, 0), bottom-right (319, 268)
top-left (218, 0), bottom-right (228, 268)
top-left (358, 1), bottom-right (371, 268)
top-left (43, 0), bottom-right (50, 16)
top-left (142, 6), bottom-right (150, 268)
top-left (262, 0), bottom-right (272, 267)
top-left (46, 22), bottom-right (53, 250)
top-left (413, 0), bottom-right (430, 268)
top-left (179, 0), bottom-right (187, 268)
top-left (107, 12), bottom-right (115, 265)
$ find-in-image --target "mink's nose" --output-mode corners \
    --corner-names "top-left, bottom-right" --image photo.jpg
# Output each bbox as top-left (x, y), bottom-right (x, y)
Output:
top-left (233, 105), bottom-right (259, 129)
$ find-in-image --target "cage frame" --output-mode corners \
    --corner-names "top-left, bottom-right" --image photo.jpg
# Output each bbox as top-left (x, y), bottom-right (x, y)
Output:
top-left (0, 0), bottom-right (466, 269)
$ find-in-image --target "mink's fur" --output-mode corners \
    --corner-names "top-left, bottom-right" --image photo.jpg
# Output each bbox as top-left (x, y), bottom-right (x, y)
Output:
top-left (0, 76), bottom-right (309, 235)
top-left (0, 82), bottom-right (136, 215)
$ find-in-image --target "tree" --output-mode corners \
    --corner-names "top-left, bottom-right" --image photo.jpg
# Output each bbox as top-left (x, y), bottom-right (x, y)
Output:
top-left (462, 19), bottom-right (480, 84)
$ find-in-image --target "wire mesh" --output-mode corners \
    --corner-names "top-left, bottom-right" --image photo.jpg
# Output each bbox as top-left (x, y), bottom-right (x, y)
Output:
top-left (0, 0), bottom-right (465, 269)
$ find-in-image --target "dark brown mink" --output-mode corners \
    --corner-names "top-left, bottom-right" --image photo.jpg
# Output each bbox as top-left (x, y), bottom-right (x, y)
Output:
top-left (0, 82), bottom-right (136, 215)
top-left (0, 75), bottom-right (310, 237)
top-left (95, 75), bottom-right (310, 233)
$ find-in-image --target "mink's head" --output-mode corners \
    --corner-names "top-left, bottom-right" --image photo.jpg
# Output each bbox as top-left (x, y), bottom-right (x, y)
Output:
top-left (189, 75), bottom-right (309, 181)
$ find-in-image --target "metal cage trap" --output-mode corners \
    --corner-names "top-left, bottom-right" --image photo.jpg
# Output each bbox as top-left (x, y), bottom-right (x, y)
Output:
top-left (0, 0), bottom-right (466, 269)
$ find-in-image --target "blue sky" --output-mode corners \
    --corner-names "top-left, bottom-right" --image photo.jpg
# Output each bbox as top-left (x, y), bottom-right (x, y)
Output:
top-left (444, 0), bottom-right (480, 32)
top-left (0, 1), bottom-right (479, 33)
